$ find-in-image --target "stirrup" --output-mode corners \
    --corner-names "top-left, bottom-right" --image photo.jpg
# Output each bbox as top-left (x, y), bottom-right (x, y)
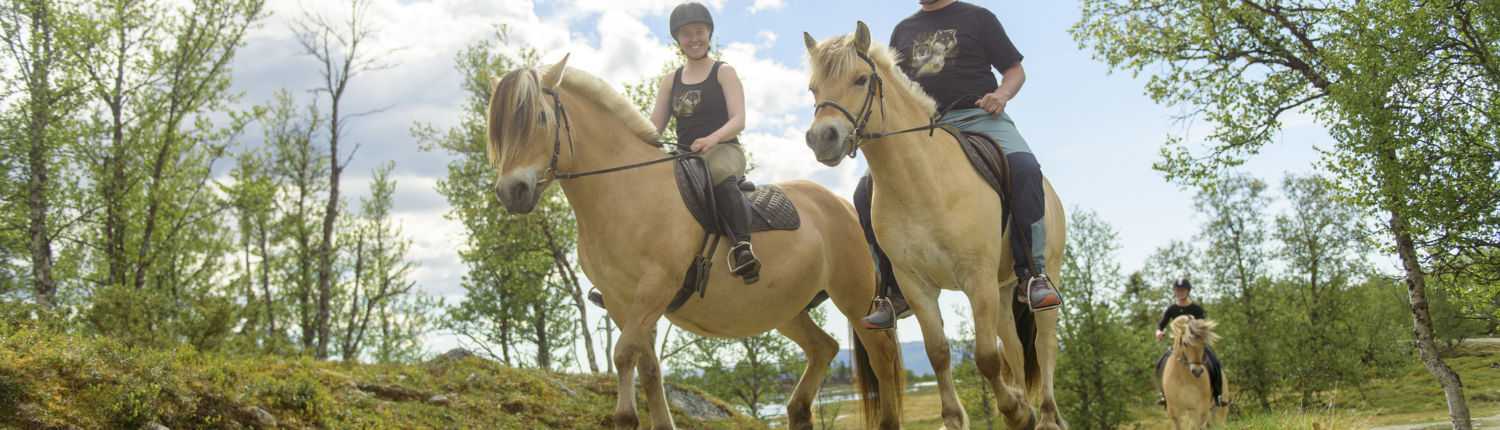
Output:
top-left (728, 242), bottom-right (760, 284)
top-left (861, 297), bottom-right (897, 332)
top-left (1027, 274), bottom-right (1063, 312)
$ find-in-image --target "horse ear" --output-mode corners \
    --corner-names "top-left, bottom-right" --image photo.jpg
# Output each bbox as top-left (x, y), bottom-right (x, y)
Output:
top-left (854, 21), bottom-right (871, 54)
top-left (541, 53), bottom-right (569, 89)
top-left (489, 76), bottom-right (502, 91)
top-left (804, 32), bottom-right (817, 53)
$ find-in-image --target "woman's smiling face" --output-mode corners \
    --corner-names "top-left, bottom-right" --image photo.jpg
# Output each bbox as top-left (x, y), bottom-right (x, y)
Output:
top-left (676, 23), bottom-right (710, 58)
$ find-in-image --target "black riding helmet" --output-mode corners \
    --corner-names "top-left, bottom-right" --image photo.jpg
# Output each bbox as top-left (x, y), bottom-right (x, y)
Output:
top-left (1172, 277), bottom-right (1192, 290)
top-left (669, 2), bottom-right (714, 39)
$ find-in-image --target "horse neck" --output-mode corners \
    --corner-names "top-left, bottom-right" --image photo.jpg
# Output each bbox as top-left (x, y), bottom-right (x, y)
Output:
top-left (550, 89), bottom-right (675, 227)
top-left (858, 78), bottom-right (964, 196)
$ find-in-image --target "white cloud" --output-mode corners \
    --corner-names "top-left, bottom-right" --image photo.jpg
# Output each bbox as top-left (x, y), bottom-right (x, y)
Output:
top-left (747, 0), bottom-right (786, 13)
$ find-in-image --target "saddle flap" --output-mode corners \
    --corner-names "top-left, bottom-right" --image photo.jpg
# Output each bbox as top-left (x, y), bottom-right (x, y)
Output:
top-left (672, 155), bottom-right (800, 235)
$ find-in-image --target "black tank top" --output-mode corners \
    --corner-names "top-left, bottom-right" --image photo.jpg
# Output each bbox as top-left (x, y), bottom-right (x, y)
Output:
top-left (671, 61), bottom-right (739, 150)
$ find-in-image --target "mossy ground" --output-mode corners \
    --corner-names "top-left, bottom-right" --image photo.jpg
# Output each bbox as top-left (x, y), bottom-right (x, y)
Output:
top-left (0, 325), bottom-right (764, 429)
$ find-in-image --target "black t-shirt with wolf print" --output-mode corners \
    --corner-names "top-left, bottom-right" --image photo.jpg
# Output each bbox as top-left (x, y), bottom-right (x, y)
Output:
top-left (671, 61), bottom-right (738, 150)
top-left (890, 1), bottom-right (1024, 112)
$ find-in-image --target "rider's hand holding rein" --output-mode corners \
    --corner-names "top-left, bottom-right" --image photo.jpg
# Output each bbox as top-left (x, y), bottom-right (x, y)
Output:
top-left (976, 62), bottom-right (1026, 116)
top-left (1156, 329), bottom-right (1165, 340)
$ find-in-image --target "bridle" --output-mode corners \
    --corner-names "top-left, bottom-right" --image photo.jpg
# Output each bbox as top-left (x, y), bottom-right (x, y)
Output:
top-left (1173, 329), bottom-right (1205, 367)
top-left (529, 87), bottom-right (702, 187)
top-left (809, 51), bottom-right (978, 163)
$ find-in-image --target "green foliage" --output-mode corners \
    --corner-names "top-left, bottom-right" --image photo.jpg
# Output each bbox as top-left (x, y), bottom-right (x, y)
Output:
top-left (1428, 280), bottom-right (1493, 359)
top-left (1055, 207), bottom-right (1154, 429)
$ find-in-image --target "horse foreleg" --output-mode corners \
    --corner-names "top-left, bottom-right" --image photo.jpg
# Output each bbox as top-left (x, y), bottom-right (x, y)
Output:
top-left (965, 281), bottom-right (1034, 430)
top-left (1032, 309), bottom-right (1065, 430)
top-left (612, 276), bottom-right (674, 430)
top-left (775, 311), bottom-right (838, 430)
top-left (906, 285), bottom-right (968, 430)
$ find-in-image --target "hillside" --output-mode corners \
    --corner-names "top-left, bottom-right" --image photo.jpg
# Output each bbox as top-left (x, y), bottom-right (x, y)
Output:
top-left (0, 325), bottom-right (764, 430)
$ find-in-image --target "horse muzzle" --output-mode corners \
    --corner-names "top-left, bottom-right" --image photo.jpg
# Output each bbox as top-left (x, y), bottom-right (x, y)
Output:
top-left (805, 120), bottom-right (852, 167)
top-left (1190, 364), bottom-right (1205, 378)
top-left (495, 172), bottom-right (543, 214)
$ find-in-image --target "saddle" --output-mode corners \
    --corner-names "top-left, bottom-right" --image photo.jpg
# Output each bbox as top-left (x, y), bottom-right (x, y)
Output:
top-left (672, 155), bottom-right (801, 235)
top-left (665, 152), bottom-right (801, 313)
top-left (939, 125), bottom-right (1013, 211)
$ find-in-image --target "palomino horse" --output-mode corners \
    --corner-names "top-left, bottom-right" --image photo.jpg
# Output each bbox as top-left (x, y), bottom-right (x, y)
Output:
top-left (1163, 315), bottom-right (1226, 429)
top-left (486, 56), bottom-right (907, 430)
top-left (803, 23), bottom-right (1068, 430)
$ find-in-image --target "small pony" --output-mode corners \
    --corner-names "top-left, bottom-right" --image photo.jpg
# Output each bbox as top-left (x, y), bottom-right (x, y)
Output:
top-left (1162, 315), bottom-right (1226, 429)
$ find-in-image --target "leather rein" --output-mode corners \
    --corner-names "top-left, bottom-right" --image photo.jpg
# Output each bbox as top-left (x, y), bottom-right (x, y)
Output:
top-left (533, 88), bottom-right (701, 186)
top-left (811, 52), bottom-right (978, 163)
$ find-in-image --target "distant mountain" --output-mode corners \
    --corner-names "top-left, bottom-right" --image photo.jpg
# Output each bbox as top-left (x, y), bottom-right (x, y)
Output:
top-left (834, 340), bottom-right (940, 377)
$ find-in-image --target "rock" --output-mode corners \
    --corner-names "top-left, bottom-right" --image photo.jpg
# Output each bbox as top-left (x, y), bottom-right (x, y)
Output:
top-left (144, 422), bottom-right (170, 430)
top-left (434, 348), bottom-right (478, 362)
top-left (547, 378), bottom-right (579, 398)
top-left (242, 405), bottom-right (277, 428)
top-left (357, 382), bottom-right (425, 401)
top-left (429, 395), bottom-right (451, 406)
top-left (18, 403), bottom-right (38, 413)
top-left (663, 385), bottom-right (730, 421)
top-left (466, 373), bottom-right (479, 382)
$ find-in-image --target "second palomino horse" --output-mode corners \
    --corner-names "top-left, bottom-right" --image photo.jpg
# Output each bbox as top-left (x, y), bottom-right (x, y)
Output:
top-left (804, 22), bottom-right (1069, 430)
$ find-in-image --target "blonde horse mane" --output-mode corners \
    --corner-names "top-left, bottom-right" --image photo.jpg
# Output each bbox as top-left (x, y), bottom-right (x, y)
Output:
top-left (807, 35), bottom-right (937, 116)
top-left (487, 64), bottom-right (661, 168)
top-left (1171, 315), bottom-right (1220, 348)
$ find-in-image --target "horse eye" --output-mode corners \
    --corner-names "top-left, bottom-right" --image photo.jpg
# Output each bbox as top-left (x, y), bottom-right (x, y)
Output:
top-left (537, 111), bottom-right (547, 123)
top-left (854, 76), bottom-right (868, 86)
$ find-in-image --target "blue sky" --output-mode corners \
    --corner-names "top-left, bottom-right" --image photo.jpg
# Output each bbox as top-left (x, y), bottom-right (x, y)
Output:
top-left (229, 0), bottom-right (1349, 368)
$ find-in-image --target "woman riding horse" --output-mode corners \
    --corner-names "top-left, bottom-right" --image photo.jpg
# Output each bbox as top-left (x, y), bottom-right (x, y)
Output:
top-left (1155, 277), bottom-right (1225, 407)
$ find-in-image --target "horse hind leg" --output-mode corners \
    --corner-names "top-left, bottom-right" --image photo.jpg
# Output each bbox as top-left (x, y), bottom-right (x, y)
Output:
top-left (775, 311), bottom-right (839, 430)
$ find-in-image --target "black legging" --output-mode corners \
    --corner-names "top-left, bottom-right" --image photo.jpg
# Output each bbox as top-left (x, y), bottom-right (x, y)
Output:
top-left (1156, 344), bottom-right (1224, 399)
top-left (853, 152), bottom-right (1046, 299)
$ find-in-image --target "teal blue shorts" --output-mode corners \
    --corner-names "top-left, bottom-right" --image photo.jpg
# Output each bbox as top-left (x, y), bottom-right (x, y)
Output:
top-left (941, 108), bottom-right (1032, 155)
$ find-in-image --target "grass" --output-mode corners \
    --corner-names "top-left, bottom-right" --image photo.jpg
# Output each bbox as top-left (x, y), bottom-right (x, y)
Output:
top-left (0, 324), bottom-right (765, 429)
top-left (806, 342), bottom-right (1500, 430)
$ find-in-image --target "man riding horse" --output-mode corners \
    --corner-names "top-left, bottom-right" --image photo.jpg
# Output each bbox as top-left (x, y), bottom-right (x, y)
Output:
top-left (859, 0), bottom-right (1061, 330)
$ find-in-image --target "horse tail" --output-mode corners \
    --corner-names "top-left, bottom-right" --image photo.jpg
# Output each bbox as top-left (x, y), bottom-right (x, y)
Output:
top-left (1012, 298), bottom-right (1042, 400)
top-left (852, 327), bottom-right (904, 428)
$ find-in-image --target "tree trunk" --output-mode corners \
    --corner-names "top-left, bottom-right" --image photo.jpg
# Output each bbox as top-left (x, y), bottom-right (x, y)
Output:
top-left (25, 22), bottom-right (56, 309)
top-left (260, 225), bottom-right (276, 344)
top-left (535, 301), bottom-right (550, 369)
top-left (605, 317), bottom-right (614, 374)
top-left (315, 113), bottom-right (338, 358)
top-left (1391, 211), bottom-right (1471, 430)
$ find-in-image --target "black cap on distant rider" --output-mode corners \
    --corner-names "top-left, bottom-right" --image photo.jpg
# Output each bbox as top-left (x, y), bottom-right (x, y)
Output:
top-left (1172, 277), bottom-right (1192, 290)
top-left (669, 2), bottom-right (714, 38)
